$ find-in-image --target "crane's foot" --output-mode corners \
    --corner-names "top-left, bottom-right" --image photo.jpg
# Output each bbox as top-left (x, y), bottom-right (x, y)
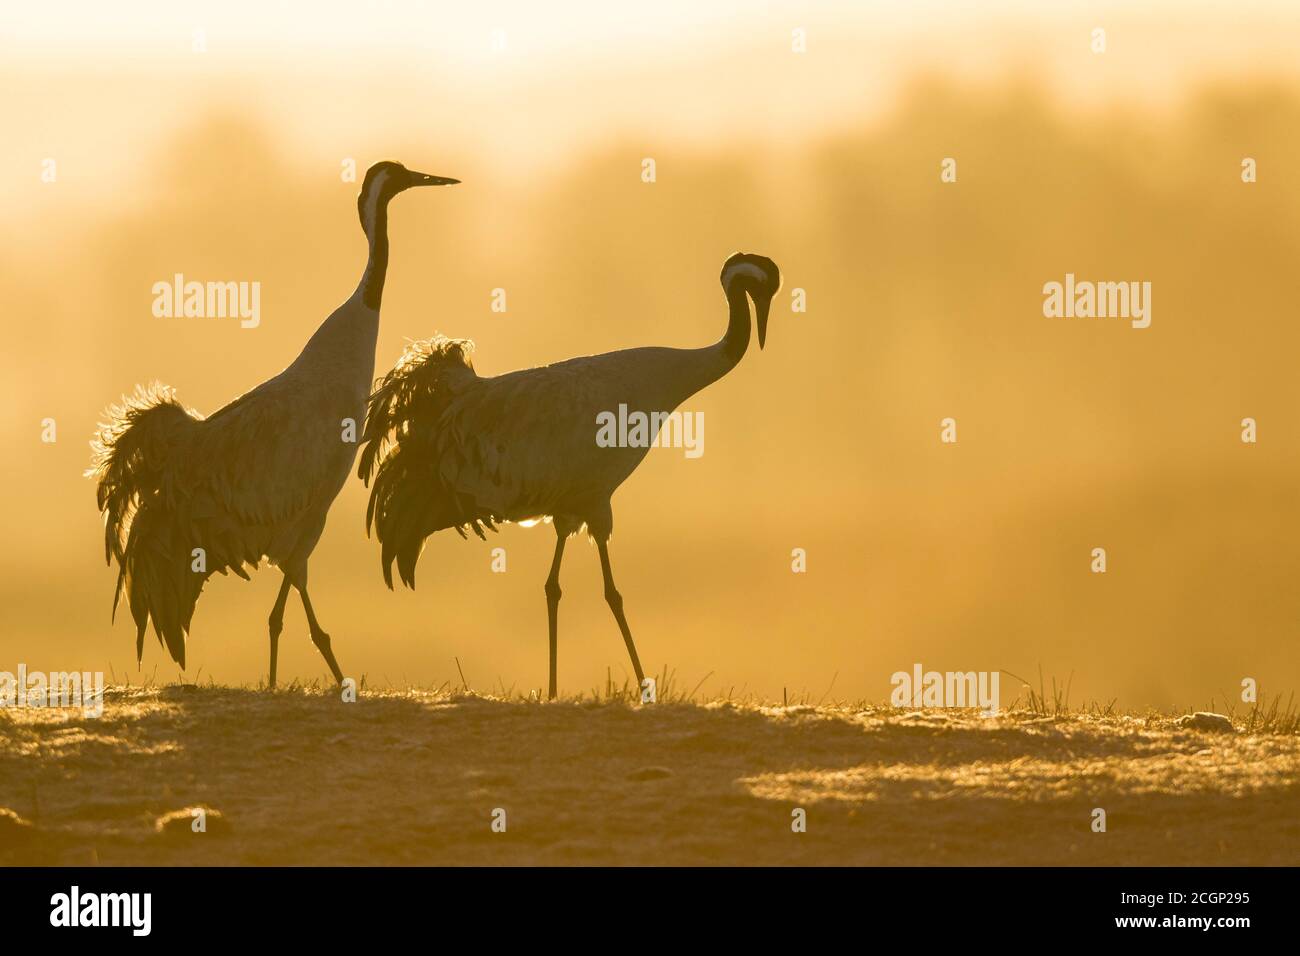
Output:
top-left (268, 618), bottom-right (283, 691)
top-left (267, 576), bottom-right (291, 691)
top-left (544, 533), bottom-right (566, 703)
top-left (310, 630), bottom-right (346, 686)
top-left (595, 539), bottom-right (647, 699)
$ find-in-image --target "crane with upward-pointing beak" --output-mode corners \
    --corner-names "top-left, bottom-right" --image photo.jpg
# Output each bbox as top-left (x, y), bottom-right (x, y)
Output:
top-left (90, 161), bottom-right (460, 687)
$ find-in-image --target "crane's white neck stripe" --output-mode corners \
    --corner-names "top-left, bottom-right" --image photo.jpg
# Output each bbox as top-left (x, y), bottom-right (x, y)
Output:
top-left (723, 261), bottom-right (767, 291)
top-left (360, 168), bottom-right (393, 235)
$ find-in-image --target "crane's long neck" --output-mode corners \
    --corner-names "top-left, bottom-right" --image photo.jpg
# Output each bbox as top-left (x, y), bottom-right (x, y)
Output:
top-left (291, 196), bottom-right (390, 375)
top-left (656, 285), bottom-right (753, 407)
top-left (358, 200), bottom-right (390, 309)
top-left (695, 284), bottom-right (754, 384)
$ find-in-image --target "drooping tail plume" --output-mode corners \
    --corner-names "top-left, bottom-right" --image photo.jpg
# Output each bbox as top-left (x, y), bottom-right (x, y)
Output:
top-left (359, 335), bottom-right (491, 589)
top-left (88, 385), bottom-right (209, 667)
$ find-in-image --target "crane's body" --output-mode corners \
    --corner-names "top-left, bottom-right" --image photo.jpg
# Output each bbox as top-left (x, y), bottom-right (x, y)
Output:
top-left (359, 253), bottom-right (782, 698)
top-left (367, 345), bottom-right (719, 528)
top-left (90, 162), bottom-right (459, 685)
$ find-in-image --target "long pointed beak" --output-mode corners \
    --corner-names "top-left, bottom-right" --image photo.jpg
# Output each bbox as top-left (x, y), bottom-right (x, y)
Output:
top-left (409, 171), bottom-right (461, 186)
top-left (755, 293), bottom-right (772, 350)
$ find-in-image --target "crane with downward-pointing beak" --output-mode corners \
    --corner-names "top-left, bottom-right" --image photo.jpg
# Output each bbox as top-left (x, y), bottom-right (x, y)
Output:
top-left (359, 252), bottom-right (782, 699)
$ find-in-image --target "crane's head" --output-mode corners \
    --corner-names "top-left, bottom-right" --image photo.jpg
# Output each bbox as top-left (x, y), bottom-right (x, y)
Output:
top-left (357, 161), bottom-right (460, 234)
top-left (720, 252), bottom-right (782, 349)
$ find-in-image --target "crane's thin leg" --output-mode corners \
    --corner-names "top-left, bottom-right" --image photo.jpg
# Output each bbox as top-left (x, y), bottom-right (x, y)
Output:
top-left (596, 539), bottom-right (645, 690)
top-left (299, 588), bottom-right (345, 686)
top-left (544, 532), bottom-right (567, 700)
top-left (267, 575), bottom-right (292, 690)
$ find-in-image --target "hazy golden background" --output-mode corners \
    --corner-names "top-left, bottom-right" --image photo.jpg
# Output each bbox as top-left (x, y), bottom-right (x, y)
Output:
top-left (2, 1), bottom-right (1299, 708)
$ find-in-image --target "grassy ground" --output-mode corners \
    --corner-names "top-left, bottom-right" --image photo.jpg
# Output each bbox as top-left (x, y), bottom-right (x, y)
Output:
top-left (2, 681), bottom-right (1297, 866)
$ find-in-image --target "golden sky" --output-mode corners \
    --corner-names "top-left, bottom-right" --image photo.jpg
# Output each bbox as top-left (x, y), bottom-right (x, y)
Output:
top-left (6, 1), bottom-right (1300, 216)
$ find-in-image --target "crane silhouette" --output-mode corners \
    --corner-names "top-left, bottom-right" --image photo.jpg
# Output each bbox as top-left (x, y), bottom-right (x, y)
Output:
top-left (90, 161), bottom-right (459, 687)
top-left (358, 252), bottom-right (781, 698)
